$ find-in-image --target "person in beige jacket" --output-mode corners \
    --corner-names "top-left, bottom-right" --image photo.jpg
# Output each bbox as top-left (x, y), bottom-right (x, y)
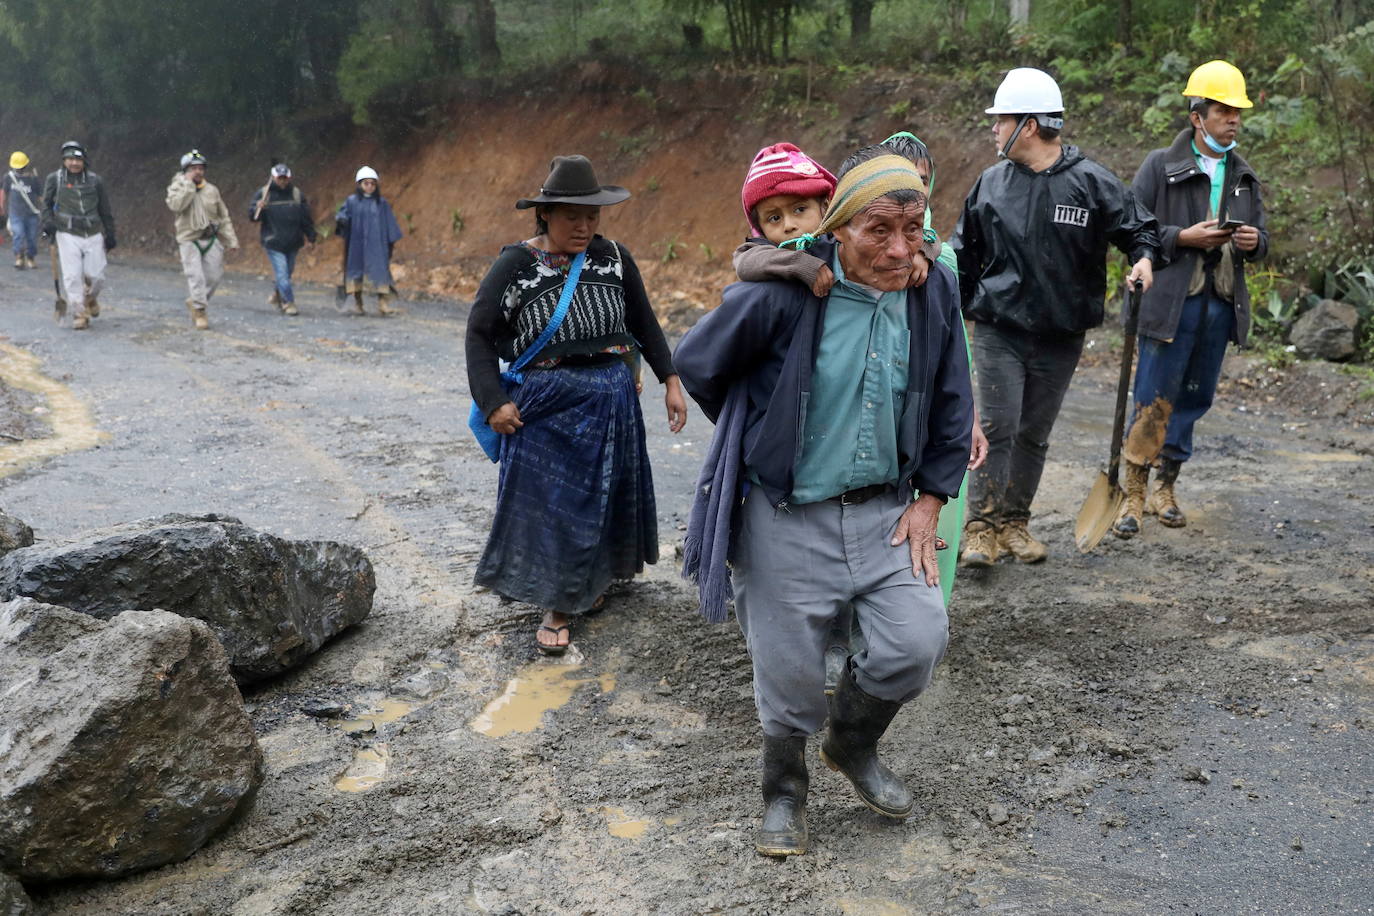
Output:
top-left (166, 150), bottom-right (238, 329)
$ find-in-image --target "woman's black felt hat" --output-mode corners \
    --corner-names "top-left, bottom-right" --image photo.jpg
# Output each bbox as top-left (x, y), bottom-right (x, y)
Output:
top-left (515, 155), bottom-right (631, 209)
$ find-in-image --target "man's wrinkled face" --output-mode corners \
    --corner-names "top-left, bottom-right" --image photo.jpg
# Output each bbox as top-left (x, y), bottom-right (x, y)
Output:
top-left (832, 195), bottom-right (926, 291)
top-left (185, 164), bottom-right (206, 183)
top-left (63, 156), bottom-right (84, 173)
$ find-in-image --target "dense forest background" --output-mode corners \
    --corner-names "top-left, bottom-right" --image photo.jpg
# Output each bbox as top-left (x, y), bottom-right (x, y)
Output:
top-left (2, 0), bottom-right (1373, 359)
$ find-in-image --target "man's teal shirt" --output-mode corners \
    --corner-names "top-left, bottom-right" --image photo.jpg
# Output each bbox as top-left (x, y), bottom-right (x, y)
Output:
top-left (790, 252), bottom-right (911, 504)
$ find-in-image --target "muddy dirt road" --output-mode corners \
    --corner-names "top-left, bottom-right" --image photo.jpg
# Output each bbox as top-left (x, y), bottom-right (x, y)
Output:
top-left (1, 256), bottom-right (1371, 915)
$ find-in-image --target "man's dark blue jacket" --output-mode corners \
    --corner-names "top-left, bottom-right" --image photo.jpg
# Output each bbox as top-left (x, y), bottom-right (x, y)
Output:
top-left (674, 238), bottom-right (973, 509)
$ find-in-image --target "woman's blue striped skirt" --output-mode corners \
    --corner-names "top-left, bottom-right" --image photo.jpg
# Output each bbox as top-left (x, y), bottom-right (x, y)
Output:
top-left (474, 360), bottom-right (658, 614)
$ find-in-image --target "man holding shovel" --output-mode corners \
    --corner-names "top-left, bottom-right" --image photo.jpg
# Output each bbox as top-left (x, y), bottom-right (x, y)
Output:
top-left (952, 68), bottom-right (1159, 567)
top-left (1113, 61), bottom-right (1267, 538)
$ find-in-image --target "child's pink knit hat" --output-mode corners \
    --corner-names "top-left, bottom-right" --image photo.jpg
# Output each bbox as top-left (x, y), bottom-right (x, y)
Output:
top-left (740, 142), bottom-right (837, 236)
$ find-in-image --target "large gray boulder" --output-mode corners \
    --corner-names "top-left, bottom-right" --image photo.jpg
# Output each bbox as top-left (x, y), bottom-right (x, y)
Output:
top-left (0, 514), bottom-right (375, 683)
top-left (0, 599), bottom-right (262, 881)
top-left (0, 513), bottom-right (33, 558)
top-left (1290, 299), bottom-right (1358, 361)
top-left (0, 872), bottom-right (32, 916)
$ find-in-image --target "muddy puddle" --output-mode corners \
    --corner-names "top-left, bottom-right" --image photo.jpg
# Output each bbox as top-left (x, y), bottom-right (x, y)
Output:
top-left (335, 745), bottom-right (392, 793)
top-left (470, 660), bottom-right (616, 738)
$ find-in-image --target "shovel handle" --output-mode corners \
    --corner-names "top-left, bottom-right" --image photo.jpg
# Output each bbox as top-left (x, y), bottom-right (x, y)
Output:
top-left (1105, 281), bottom-right (1142, 487)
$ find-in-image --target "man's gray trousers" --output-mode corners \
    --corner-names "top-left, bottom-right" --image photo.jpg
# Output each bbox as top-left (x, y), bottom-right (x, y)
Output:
top-left (733, 486), bottom-right (949, 738)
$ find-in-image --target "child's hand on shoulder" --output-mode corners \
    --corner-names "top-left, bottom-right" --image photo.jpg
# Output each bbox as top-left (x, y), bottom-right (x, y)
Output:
top-left (811, 264), bottom-right (835, 298)
top-left (908, 253), bottom-right (931, 289)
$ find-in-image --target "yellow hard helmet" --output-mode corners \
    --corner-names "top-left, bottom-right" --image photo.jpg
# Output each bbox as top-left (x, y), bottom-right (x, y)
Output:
top-left (1182, 60), bottom-right (1253, 109)
top-left (9, 151), bottom-right (28, 169)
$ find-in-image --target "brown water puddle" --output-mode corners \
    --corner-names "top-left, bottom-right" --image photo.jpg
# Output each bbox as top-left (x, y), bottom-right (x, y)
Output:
top-left (0, 342), bottom-right (107, 478)
top-left (470, 662), bottom-right (616, 738)
top-left (338, 697), bottom-right (415, 735)
top-left (335, 744), bottom-right (391, 792)
top-left (595, 807), bottom-right (682, 839)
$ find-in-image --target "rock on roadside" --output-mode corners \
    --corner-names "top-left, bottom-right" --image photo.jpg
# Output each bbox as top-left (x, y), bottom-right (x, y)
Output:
top-left (0, 872), bottom-right (33, 916)
top-left (1289, 299), bottom-right (1358, 361)
top-left (0, 514), bottom-right (375, 683)
top-left (0, 598), bottom-right (263, 882)
top-left (0, 512), bottom-right (33, 558)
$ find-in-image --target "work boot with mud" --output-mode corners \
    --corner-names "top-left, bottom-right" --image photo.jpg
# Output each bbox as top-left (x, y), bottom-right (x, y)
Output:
top-left (282, 300), bottom-right (299, 316)
top-left (820, 661), bottom-right (913, 819)
top-left (959, 521), bottom-right (999, 568)
top-left (375, 294), bottom-right (396, 317)
top-left (1113, 461), bottom-right (1151, 539)
top-left (352, 291), bottom-right (366, 316)
top-left (1148, 457), bottom-right (1187, 528)
top-left (756, 736), bottom-right (809, 856)
top-left (186, 300), bottom-right (209, 330)
top-left (999, 519), bottom-right (1048, 563)
top-left (84, 294), bottom-right (100, 318)
top-left (14, 256), bottom-right (23, 269)
top-left (24, 255), bottom-right (36, 269)
top-left (268, 290), bottom-right (283, 310)
top-left (70, 311), bottom-right (89, 330)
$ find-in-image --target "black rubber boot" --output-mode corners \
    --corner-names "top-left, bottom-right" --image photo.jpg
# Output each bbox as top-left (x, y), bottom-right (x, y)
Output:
top-left (756, 736), bottom-right (809, 856)
top-left (819, 662), bottom-right (913, 819)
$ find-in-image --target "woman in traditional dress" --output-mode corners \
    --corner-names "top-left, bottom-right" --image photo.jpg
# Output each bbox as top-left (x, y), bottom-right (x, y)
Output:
top-left (465, 155), bottom-right (687, 655)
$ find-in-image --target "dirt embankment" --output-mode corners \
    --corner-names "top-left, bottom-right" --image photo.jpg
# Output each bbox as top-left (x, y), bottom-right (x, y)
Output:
top-left (2, 64), bottom-right (1161, 321)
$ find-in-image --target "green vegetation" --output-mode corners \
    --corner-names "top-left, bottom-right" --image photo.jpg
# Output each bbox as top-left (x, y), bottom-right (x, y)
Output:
top-left (3, 0), bottom-right (1373, 360)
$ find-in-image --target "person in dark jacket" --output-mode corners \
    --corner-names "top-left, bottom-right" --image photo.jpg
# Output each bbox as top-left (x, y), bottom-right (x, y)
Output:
top-left (1113, 61), bottom-right (1267, 538)
top-left (334, 166), bottom-right (402, 316)
top-left (466, 154), bottom-right (688, 656)
top-left (42, 140), bottom-right (116, 330)
top-left (249, 163), bottom-right (317, 317)
top-left (952, 68), bottom-right (1159, 566)
top-left (675, 151), bottom-right (973, 858)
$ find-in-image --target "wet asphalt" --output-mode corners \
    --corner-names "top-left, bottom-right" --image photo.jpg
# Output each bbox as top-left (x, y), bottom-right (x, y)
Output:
top-left (2, 252), bottom-right (1371, 915)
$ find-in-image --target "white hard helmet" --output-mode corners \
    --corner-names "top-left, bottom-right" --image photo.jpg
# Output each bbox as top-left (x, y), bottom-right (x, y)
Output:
top-left (986, 68), bottom-right (1064, 116)
top-left (355, 166), bottom-right (379, 183)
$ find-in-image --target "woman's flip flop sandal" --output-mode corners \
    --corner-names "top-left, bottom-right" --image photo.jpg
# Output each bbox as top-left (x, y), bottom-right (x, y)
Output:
top-left (535, 624), bottom-right (571, 656)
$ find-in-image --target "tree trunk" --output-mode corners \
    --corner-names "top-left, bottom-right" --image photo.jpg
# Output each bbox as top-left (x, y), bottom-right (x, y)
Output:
top-left (1118, 0), bottom-right (1133, 49)
top-left (470, 0), bottom-right (501, 68)
top-left (1008, 0), bottom-right (1030, 25)
top-left (419, 0), bottom-right (462, 64)
top-left (849, 0), bottom-right (875, 43)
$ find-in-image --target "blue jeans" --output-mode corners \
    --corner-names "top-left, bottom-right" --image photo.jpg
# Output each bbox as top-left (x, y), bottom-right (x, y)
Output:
top-left (1125, 292), bottom-right (1234, 465)
top-left (265, 247), bottom-right (297, 303)
top-left (9, 213), bottom-right (38, 259)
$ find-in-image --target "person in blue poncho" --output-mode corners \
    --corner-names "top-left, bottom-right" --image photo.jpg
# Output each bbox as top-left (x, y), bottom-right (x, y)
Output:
top-left (335, 165), bottom-right (403, 316)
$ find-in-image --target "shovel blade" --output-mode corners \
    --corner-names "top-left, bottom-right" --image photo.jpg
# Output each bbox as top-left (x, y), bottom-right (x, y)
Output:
top-left (1075, 471), bottom-right (1123, 553)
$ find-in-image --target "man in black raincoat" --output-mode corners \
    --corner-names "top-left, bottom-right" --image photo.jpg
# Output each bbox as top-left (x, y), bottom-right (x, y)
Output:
top-left (953, 67), bottom-right (1160, 567)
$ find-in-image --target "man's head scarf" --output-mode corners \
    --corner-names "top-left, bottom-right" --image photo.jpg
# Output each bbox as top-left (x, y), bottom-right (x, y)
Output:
top-left (782, 154), bottom-right (927, 250)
